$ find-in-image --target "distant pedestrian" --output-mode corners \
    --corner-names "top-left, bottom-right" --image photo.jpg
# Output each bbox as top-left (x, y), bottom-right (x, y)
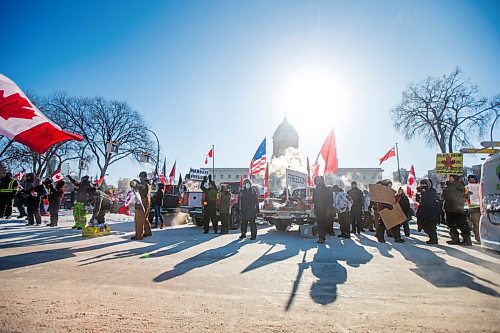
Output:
top-left (415, 179), bottom-right (440, 244)
top-left (466, 175), bottom-right (481, 244)
top-left (347, 181), bottom-right (364, 234)
top-left (237, 178), bottom-right (259, 240)
top-left (130, 171), bottom-right (152, 240)
top-left (332, 184), bottom-right (353, 239)
top-left (219, 184), bottom-right (231, 234)
top-left (201, 175), bottom-right (219, 234)
top-left (152, 183), bottom-right (165, 229)
top-left (441, 175), bottom-right (471, 246)
top-left (312, 176), bottom-right (333, 244)
top-left (26, 176), bottom-right (45, 226)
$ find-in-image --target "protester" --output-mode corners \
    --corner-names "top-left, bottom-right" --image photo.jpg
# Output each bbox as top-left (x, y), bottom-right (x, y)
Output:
top-left (441, 174), bottom-right (471, 246)
top-left (44, 178), bottom-right (65, 227)
top-left (396, 187), bottom-right (411, 237)
top-left (67, 175), bottom-right (92, 229)
top-left (87, 187), bottom-right (112, 228)
top-left (237, 178), bottom-right (259, 240)
top-left (347, 181), bottom-right (364, 234)
top-left (0, 172), bottom-right (18, 219)
top-left (375, 179), bottom-right (405, 243)
top-left (14, 188), bottom-right (27, 219)
top-left (219, 184), bottom-right (231, 234)
top-left (130, 171), bottom-right (152, 240)
top-left (466, 175), bottom-right (481, 244)
top-left (312, 176), bottom-right (332, 244)
top-left (152, 183), bottom-right (165, 229)
top-left (332, 184), bottom-right (353, 239)
top-left (201, 175), bottom-right (219, 234)
top-left (25, 175), bottom-right (45, 226)
top-left (363, 189), bottom-right (375, 232)
top-left (415, 179), bottom-right (440, 244)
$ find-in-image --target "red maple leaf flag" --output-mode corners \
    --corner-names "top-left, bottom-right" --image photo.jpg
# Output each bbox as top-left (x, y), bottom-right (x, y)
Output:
top-left (51, 170), bottom-right (65, 183)
top-left (204, 148), bottom-right (213, 165)
top-left (407, 165), bottom-right (416, 198)
top-left (0, 74), bottom-right (83, 153)
top-left (379, 146), bottom-right (396, 165)
top-left (320, 129), bottom-right (338, 174)
top-left (168, 160), bottom-right (176, 184)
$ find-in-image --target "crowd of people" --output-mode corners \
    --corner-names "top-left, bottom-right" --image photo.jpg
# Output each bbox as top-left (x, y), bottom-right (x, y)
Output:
top-left (0, 169), bottom-right (481, 248)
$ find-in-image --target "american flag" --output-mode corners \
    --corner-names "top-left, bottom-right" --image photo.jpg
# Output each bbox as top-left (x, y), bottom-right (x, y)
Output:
top-left (249, 138), bottom-right (266, 176)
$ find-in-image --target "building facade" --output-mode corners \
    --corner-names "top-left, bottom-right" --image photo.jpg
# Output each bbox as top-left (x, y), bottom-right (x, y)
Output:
top-left (201, 168), bottom-right (249, 185)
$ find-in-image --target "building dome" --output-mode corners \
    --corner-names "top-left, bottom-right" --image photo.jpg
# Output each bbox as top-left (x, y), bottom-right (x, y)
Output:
top-left (272, 116), bottom-right (299, 157)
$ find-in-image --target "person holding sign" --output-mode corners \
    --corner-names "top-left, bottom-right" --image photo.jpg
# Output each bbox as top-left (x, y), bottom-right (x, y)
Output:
top-left (466, 175), bottom-right (481, 244)
top-left (372, 180), bottom-right (405, 243)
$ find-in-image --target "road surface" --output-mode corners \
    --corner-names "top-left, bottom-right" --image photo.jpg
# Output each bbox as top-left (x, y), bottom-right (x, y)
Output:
top-left (0, 214), bottom-right (498, 333)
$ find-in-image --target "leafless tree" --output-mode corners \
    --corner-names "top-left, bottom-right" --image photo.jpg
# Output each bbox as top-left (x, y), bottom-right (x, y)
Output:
top-left (391, 68), bottom-right (499, 153)
top-left (49, 94), bottom-right (154, 178)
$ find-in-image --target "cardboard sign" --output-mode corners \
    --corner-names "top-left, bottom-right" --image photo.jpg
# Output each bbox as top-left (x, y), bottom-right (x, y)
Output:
top-left (379, 203), bottom-right (407, 229)
top-left (368, 184), bottom-right (396, 204)
top-left (436, 153), bottom-right (463, 175)
top-left (285, 169), bottom-right (307, 188)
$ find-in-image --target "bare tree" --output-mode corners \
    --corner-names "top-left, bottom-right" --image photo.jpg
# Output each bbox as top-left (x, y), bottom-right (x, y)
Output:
top-left (391, 68), bottom-right (500, 153)
top-left (49, 94), bottom-right (154, 178)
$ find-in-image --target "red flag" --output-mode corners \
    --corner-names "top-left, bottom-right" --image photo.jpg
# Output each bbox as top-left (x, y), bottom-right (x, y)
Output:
top-left (168, 160), bottom-right (176, 184)
top-left (407, 165), bottom-right (416, 197)
top-left (159, 158), bottom-right (167, 185)
top-left (320, 129), bottom-right (338, 174)
top-left (312, 163), bottom-right (319, 180)
top-left (264, 163), bottom-right (269, 199)
top-left (204, 148), bottom-right (213, 164)
top-left (379, 146), bottom-right (396, 164)
top-left (51, 170), bottom-right (65, 183)
top-left (96, 175), bottom-right (105, 186)
top-left (15, 170), bottom-right (25, 181)
top-left (0, 75), bottom-right (83, 153)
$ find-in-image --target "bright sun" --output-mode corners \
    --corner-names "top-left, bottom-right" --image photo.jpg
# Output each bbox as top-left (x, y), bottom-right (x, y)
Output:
top-left (276, 66), bottom-right (351, 135)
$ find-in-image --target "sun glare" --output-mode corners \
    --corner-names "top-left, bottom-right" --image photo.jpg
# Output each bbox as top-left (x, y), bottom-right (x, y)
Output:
top-left (276, 66), bottom-right (351, 136)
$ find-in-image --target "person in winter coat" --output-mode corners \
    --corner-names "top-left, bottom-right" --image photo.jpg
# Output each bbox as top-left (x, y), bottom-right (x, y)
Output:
top-left (219, 184), bottom-right (232, 234)
top-left (466, 175), bottom-right (481, 244)
top-left (152, 183), bottom-right (165, 229)
top-left (0, 172), bottom-right (18, 219)
top-left (67, 175), bottom-right (92, 229)
top-left (237, 178), bottom-right (259, 240)
top-left (44, 178), bottom-right (64, 227)
top-left (87, 187), bottom-right (113, 227)
top-left (312, 176), bottom-right (333, 244)
top-left (374, 179), bottom-right (405, 243)
top-left (415, 179), bottom-right (440, 244)
top-left (441, 174), bottom-right (471, 246)
top-left (363, 190), bottom-right (375, 231)
top-left (332, 184), bottom-right (353, 238)
top-left (201, 175), bottom-right (219, 234)
top-left (25, 175), bottom-right (45, 226)
top-left (396, 187), bottom-right (411, 237)
top-left (130, 171), bottom-right (152, 240)
top-left (347, 181), bottom-right (364, 234)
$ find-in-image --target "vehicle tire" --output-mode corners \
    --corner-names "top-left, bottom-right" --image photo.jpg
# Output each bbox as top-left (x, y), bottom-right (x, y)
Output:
top-left (229, 209), bottom-right (241, 230)
top-left (275, 220), bottom-right (290, 231)
top-left (195, 217), bottom-right (204, 227)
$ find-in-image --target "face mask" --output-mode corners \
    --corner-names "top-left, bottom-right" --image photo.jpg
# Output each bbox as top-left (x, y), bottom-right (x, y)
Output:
top-left (245, 184), bottom-right (251, 190)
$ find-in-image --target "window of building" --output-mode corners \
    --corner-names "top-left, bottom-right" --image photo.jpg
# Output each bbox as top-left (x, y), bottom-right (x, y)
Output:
top-left (228, 175), bottom-right (232, 179)
top-left (220, 175), bottom-right (224, 179)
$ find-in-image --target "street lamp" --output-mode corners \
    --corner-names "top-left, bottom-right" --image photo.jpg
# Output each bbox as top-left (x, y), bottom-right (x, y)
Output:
top-left (144, 128), bottom-right (160, 175)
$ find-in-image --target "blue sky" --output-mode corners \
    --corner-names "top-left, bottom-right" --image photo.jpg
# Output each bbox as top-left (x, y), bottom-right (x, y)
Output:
top-left (2, 0), bottom-right (499, 184)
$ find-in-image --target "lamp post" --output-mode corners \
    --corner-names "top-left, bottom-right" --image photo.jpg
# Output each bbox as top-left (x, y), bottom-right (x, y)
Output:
top-left (145, 128), bottom-right (160, 175)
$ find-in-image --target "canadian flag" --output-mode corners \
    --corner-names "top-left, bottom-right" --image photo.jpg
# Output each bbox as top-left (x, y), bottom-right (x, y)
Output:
top-left (406, 165), bottom-right (416, 198)
top-left (204, 148), bottom-right (213, 165)
top-left (96, 175), bottom-right (105, 186)
top-left (51, 170), bottom-right (65, 183)
top-left (168, 160), bottom-right (176, 184)
top-left (0, 74), bottom-right (84, 153)
top-left (15, 170), bottom-right (25, 181)
top-left (379, 146), bottom-right (396, 165)
top-left (319, 129), bottom-right (338, 174)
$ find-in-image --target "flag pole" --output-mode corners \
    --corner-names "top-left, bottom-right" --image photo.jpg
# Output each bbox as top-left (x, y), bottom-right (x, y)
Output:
top-left (212, 145), bottom-right (215, 180)
top-left (396, 143), bottom-right (402, 183)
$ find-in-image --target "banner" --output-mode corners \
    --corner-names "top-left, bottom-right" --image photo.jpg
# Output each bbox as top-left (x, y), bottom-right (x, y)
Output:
top-left (285, 169), bottom-right (307, 189)
top-left (189, 168), bottom-right (209, 181)
top-left (436, 153), bottom-right (463, 175)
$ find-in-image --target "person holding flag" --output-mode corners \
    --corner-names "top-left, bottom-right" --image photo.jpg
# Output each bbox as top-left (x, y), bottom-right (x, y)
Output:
top-left (130, 171), bottom-right (152, 240)
top-left (67, 175), bottom-right (93, 229)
